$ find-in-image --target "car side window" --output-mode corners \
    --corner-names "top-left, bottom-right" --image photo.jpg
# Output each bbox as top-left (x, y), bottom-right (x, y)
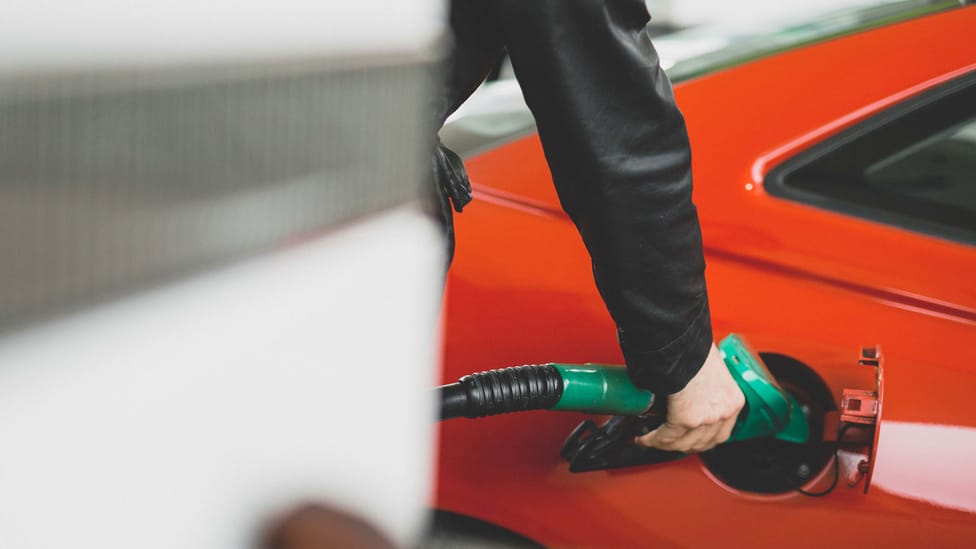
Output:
top-left (767, 71), bottom-right (976, 245)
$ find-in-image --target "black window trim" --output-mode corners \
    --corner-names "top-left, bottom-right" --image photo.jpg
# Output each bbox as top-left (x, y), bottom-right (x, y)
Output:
top-left (764, 68), bottom-right (976, 247)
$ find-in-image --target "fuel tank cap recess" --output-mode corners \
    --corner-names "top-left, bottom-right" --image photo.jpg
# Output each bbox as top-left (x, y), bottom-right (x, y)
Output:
top-left (700, 353), bottom-right (837, 495)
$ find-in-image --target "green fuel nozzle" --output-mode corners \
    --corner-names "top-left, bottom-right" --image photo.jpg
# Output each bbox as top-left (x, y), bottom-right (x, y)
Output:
top-left (437, 334), bottom-right (810, 469)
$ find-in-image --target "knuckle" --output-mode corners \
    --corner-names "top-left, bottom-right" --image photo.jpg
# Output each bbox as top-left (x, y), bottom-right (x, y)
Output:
top-left (688, 414), bottom-right (720, 429)
top-left (724, 399), bottom-right (745, 419)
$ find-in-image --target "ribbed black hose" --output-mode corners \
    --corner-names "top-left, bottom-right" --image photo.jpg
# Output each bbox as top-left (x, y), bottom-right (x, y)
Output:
top-left (438, 365), bottom-right (563, 420)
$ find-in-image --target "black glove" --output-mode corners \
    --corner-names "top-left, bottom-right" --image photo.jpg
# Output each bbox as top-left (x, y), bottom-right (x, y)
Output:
top-left (433, 141), bottom-right (472, 213)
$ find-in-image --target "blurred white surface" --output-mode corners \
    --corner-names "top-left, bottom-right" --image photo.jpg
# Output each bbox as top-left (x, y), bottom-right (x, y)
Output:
top-left (0, 1), bottom-right (445, 75)
top-left (646, 0), bottom-right (870, 27)
top-left (0, 205), bottom-right (444, 548)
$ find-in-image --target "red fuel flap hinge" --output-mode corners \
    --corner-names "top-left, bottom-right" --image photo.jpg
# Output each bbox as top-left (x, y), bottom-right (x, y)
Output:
top-left (838, 345), bottom-right (884, 493)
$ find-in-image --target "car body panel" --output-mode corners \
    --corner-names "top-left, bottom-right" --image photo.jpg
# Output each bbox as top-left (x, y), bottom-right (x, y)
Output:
top-left (437, 6), bottom-right (976, 548)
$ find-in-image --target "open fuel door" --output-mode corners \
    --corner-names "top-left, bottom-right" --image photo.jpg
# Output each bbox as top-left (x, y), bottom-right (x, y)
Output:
top-left (835, 345), bottom-right (885, 493)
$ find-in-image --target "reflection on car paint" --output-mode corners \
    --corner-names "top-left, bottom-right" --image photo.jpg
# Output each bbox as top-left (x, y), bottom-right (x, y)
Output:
top-left (872, 421), bottom-right (976, 515)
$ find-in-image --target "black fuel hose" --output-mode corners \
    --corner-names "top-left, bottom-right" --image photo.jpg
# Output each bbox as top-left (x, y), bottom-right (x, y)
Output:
top-left (438, 365), bottom-right (564, 420)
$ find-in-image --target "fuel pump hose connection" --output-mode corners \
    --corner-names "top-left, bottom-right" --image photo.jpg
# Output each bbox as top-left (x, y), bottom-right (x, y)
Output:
top-left (438, 364), bottom-right (656, 420)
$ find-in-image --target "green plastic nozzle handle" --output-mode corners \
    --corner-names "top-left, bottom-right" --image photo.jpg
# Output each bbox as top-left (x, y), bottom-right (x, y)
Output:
top-left (549, 334), bottom-right (809, 444)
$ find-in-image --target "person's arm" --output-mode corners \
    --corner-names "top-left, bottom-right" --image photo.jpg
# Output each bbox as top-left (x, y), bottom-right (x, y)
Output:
top-left (495, 0), bottom-right (742, 451)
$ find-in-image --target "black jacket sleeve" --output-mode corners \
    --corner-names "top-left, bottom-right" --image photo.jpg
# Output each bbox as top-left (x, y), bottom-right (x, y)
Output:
top-left (445, 0), bottom-right (713, 394)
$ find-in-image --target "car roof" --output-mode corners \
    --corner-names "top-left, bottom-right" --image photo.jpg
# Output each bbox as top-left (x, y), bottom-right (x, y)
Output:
top-left (457, 6), bottom-right (975, 206)
top-left (442, 1), bottom-right (967, 159)
top-left (662, 0), bottom-right (962, 83)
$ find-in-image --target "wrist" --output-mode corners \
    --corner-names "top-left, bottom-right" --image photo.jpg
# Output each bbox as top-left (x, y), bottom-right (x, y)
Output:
top-left (619, 299), bottom-right (713, 394)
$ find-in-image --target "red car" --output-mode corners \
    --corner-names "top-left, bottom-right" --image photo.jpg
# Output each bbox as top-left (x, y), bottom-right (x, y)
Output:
top-left (433, 2), bottom-right (976, 547)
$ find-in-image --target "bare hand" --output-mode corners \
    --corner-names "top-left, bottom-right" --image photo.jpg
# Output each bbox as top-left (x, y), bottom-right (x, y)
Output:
top-left (635, 343), bottom-right (745, 453)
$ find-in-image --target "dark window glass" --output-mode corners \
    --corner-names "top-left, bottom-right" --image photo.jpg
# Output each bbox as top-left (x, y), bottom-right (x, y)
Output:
top-left (774, 73), bottom-right (976, 244)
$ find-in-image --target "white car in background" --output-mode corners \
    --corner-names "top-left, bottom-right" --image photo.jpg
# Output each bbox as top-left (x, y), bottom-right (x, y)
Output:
top-left (0, 2), bottom-right (445, 548)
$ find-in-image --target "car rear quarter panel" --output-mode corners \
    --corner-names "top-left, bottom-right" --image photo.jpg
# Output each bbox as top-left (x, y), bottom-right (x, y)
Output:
top-left (437, 6), bottom-right (976, 548)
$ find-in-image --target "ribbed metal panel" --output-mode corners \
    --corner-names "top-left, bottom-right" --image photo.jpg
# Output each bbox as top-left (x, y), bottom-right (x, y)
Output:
top-left (0, 61), bottom-right (436, 328)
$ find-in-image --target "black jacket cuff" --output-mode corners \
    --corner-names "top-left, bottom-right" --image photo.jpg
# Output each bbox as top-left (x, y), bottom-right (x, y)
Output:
top-left (619, 299), bottom-right (713, 395)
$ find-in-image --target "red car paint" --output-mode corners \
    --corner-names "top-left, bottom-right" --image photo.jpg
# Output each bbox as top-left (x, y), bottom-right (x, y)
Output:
top-left (437, 6), bottom-right (976, 548)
